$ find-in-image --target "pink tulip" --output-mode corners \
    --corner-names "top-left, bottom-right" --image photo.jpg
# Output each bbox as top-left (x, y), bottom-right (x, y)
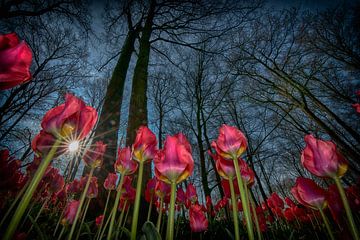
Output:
top-left (0, 33), bottom-right (32, 90)
top-left (114, 146), bottom-right (138, 175)
top-left (31, 130), bottom-right (64, 158)
top-left (41, 94), bottom-right (97, 140)
top-left (301, 134), bottom-right (348, 178)
top-left (189, 204), bottom-right (208, 232)
top-left (154, 133), bottom-right (194, 184)
top-left (291, 177), bottom-right (328, 210)
top-left (86, 177), bottom-right (98, 198)
top-left (155, 180), bottom-right (171, 199)
top-left (211, 124), bottom-right (247, 160)
top-left (62, 200), bottom-right (80, 225)
top-left (133, 126), bottom-right (157, 162)
top-left (104, 173), bottom-right (118, 191)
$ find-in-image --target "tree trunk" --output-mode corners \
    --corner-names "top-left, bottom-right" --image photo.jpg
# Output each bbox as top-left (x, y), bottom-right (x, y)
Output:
top-left (83, 28), bottom-right (138, 180)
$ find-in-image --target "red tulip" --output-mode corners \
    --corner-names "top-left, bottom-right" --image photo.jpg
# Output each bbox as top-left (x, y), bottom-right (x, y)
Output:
top-left (48, 172), bottom-right (64, 193)
top-left (327, 184), bottom-right (343, 225)
top-left (210, 151), bottom-right (236, 180)
top-left (133, 126), bottom-right (157, 162)
top-left (104, 173), bottom-right (118, 191)
top-left (301, 134), bottom-right (348, 178)
top-left (31, 130), bottom-right (64, 158)
top-left (62, 200), bottom-right (80, 225)
top-left (86, 177), bottom-right (98, 198)
top-left (145, 177), bottom-right (157, 203)
top-left (155, 180), bottom-right (171, 199)
top-left (214, 197), bottom-right (228, 212)
top-left (66, 179), bottom-right (81, 195)
top-left (211, 124), bottom-right (247, 160)
top-left (0, 33), bottom-right (32, 90)
top-left (239, 160), bottom-right (255, 187)
top-left (95, 215), bottom-right (104, 227)
top-left (352, 103), bottom-right (360, 113)
top-left (186, 183), bottom-right (198, 204)
top-left (121, 181), bottom-right (136, 202)
top-left (267, 193), bottom-right (284, 209)
top-left (114, 146), bottom-right (138, 175)
top-left (291, 177), bottom-right (328, 210)
top-left (41, 93), bottom-right (97, 140)
top-left (176, 187), bottom-right (186, 205)
top-left (0, 149), bottom-right (24, 194)
top-left (154, 133), bottom-right (194, 184)
top-left (83, 141), bottom-right (106, 168)
top-left (189, 204), bottom-right (209, 232)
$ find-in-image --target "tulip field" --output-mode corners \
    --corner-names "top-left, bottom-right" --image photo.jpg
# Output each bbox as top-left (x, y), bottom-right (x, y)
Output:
top-left (1, 1), bottom-right (360, 240)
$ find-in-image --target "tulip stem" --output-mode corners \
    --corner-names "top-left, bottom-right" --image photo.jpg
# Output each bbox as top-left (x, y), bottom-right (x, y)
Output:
top-left (131, 161), bottom-right (144, 240)
top-left (156, 197), bottom-right (164, 231)
top-left (147, 193), bottom-right (153, 221)
top-left (166, 182), bottom-right (177, 240)
top-left (318, 208), bottom-right (335, 240)
top-left (57, 226), bottom-right (66, 240)
top-left (120, 206), bottom-right (130, 239)
top-left (27, 197), bottom-right (49, 234)
top-left (68, 167), bottom-right (94, 240)
top-left (99, 209), bottom-right (113, 240)
top-left (96, 190), bottom-right (111, 240)
top-left (334, 177), bottom-right (359, 240)
top-left (229, 178), bottom-right (240, 240)
top-left (54, 207), bottom-right (66, 236)
top-left (75, 198), bottom-right (91, 240)
top-left (115, 200), bottom-right (127, 240)
top-left (108, 174), bottom-right (125, 240)
top-left (232, 156), bottom-right (254, 240)
top-left (3, 138), bottom-right (61, 240)
top-left (249, 191), bottom-right (262, 240)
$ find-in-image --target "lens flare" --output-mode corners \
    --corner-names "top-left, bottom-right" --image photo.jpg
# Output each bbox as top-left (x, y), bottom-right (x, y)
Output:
top-left (68, 141), bottom-right (80, 153)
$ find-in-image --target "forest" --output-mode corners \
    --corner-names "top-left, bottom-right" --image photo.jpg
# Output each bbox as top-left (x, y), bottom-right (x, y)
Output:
top-left (0, 0), bottom-right (359, 239)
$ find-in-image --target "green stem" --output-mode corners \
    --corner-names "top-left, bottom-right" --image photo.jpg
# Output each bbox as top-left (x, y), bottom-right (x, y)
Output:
top-left (3, 138), bottom-right (61, 240)
top-left (147, 193), bottom-right (153, 221)
top-left (96, 190), bottom-right (111, 240)
top-left (166, 182), bottom-right (177, 240)
top-left (319, 208), bottom-right (335, 240)
top-left (249, 192), bottom-right (262, 240)
top-left (57, 225), bottom-right (66, 240)
top-left (334, 176), bottom-right (359, 240)
top-left (156, 197), bottom-right (164, 231)
top-left (115, 200), bottom-right (127, 240)
top-left (67, 167), bottom-right (95, 240)
top-left (0, 180), bottom-right (29, 228)
top-left (119, 206), bottom-right (130, 239)
top-left (54, 207), bottom-right (66, 236)
top-left (130, 161), bottom-right (144, 240)
top-left (99, 210), bottom-right (113, 240)
top-left (107, 174), bottom-right (125, 240)
top-left (229, 178), bottom-right (240, 240)
top-left (27, 197), bottom-right (49, 234)
top-left (75, 198), bottom-right (91, 240)
top-left (232, 156), bottom-right (254, 240)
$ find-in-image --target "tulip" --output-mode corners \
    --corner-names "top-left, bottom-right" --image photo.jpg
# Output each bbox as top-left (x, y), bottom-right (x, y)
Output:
top-left (301, 135), bottom-right (358, 239)
top-left (291, 177), bottom-right (335, 240)
top-left (153, 133), bottom-right (194, 240)
top-left (41, 94), bottom-right (98, 141)
top-left (132, 126), bottom-right (157, 162)
top-left (240, 160), bottom-right (255, 187)
top-left (154, 133), bottom-right (194, 184)
top-left (186, 183), bottom-right (198, 205)
top-left (0, 32), bottom-right (32, 90)
top-left (176, 187), bottom-right (186, 206)
top-left (86, 177), bottom-right (98, 198)
top-left (66, 179), bottom-right (81, 196)
top-left (211, 124), bottom-right (247, 160)
top-left (189, 204), bottom-right (208, 232)
top-left (267, 193), bottom-right (284, 210)
top-left (130, 126), bottom-right (157, 240)
top-left (114, 147), bottom-right (138, 175)
top-left (212, 124), bottom-right (253, 240)
top-left (83, 141), bottom-right (106, 169)
top-left (104, 173), bottom-right (118, 191)
top-left (221, 178), bottom-right (239, 199)
top-left (96, 215), bottom-right (104, 227)
top-left (145, 177), bottom-right (157, 221)
top-left (301, 134), bottom-right (348, 178)
top-left (327, 184), bottom-right (343, 225)
top-left (61, 200), bottom-right (80, 225)
top-left (285, 197), bottom-right (296, 208)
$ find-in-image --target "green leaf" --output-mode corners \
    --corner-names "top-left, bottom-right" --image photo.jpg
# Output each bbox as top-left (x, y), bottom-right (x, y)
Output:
top-left (140, 221), bottom-right (161, 240)
top-left (28, 215), bottom-right (47, 240)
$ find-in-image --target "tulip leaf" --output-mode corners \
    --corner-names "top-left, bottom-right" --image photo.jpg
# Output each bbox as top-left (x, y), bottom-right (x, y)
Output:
top-left (140, 221), bottom-right (162, 240)
top-left (28, 215), bottom-right (47, 240)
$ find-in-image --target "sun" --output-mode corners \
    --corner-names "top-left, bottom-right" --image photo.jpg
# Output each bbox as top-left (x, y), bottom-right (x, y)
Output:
top-left (68, 140), bottom-right (80, 153)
